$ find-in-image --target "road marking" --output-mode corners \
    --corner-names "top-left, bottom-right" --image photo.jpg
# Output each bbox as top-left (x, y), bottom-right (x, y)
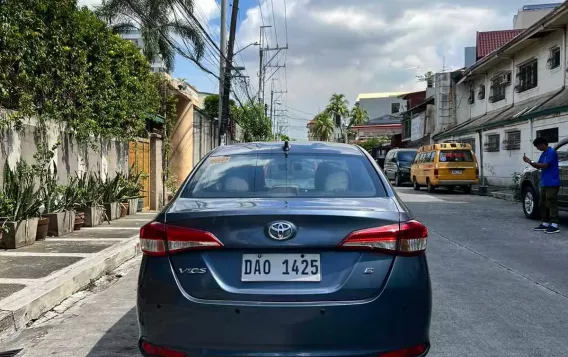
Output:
top-left (397, 192), bottom-right (446, 203)
top-left (76, 227), bottom-right (140, 230)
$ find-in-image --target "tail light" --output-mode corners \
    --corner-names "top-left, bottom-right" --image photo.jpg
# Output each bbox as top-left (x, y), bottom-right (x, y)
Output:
top-left (379, 344), bottom-right (427, 357)
top-left (475, 168), bottom-right (479, 176)
top-left (433, 168), bottom-right (439, 177)
top-left (339, 220), bottom-right (428, 256)
top-left (140, 340), bottom-right (186, 357)
top-left (140, 222), bottom-right (223, 256)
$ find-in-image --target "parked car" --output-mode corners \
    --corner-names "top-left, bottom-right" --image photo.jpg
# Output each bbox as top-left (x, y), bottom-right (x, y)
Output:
top-left (411, 142), bottom-right (479, 193)
top-left (383, 148), bottom-right (417, 186)
top-left (520, 137), bottom-right (568, 219)
top-left (137, 141), bottom-right (432, 357)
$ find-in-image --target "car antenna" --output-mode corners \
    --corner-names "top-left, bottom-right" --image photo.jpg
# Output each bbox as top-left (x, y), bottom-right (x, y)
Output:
top-left (282, 140), bottom-right (290, 157)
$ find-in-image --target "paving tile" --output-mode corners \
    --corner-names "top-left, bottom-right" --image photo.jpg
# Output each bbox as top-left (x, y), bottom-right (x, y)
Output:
top-left (0, 283), bottom-right (26, 300)
top-left (8, 240), bottom-right (114, 254)
top-left (0, 256), bottom-right (83, 279)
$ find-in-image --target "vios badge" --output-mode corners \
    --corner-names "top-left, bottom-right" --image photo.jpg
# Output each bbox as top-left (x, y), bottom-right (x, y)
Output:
top-left (266, 221), bottom-right (297, 241)
top-left (178, 268), bottom-right (207, 274)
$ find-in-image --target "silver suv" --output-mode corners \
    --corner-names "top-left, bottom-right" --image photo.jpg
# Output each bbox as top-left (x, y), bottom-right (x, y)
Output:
top-left (520, 137), bottom-right (568, 219)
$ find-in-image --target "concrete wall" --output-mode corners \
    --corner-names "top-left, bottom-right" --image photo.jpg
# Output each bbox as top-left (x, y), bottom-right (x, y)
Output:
top-left (0, 116), bottom-right (128, 185)
top-left (193, 109), bottom-right (217, 167)
top-left (150, 134), bottom-right (163, 210)
top-left (169, 94), bottom-right (195, 185)
top-left (514, 7), bottom-right (558, 29)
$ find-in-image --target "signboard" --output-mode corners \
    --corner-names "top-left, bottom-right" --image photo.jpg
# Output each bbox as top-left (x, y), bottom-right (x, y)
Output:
top-left (411, 113), bottom-right (425, 141)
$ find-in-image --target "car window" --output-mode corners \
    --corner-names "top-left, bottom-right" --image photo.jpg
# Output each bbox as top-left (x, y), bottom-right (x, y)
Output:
top-left (439, 150), bottom-right (474, 162)
top-left (182, 153), bottom-right (385, 198)
top-left (397, 151), bottom-right (417, 162)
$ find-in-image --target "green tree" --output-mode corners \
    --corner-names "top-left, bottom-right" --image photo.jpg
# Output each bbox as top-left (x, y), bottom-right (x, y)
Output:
top-left (313, 112), bottom-right (334, 142)
top-left (416, 71), bottom-right (435, 87)
top-left (349, 106), bottom-right (369, 127)
top-left (233, 101), bottom-right (271, 142)
top-left (95, 0), bottom-right (205, 72)
top-left (202, 94), bottom-right (235, 119)
top-left (358, 137), bottom-right (391, 154)
top-left (0, 0), bottom-right (160, 142)
top-left (325, 93), bottom-right (349, 125)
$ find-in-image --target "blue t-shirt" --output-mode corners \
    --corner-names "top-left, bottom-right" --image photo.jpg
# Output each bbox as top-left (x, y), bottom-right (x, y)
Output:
top-left (538, 147), bottom-right (560, 187)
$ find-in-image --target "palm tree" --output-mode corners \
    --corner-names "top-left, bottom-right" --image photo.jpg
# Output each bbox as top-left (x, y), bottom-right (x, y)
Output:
top-left (313, 112), bottom-right (334, 142)
top-left (349, 106), bottom-right (369, 127)
top-left (96, 0), bottom-right (204, 72)
top-left (325, 93), bottom-right (349, 126)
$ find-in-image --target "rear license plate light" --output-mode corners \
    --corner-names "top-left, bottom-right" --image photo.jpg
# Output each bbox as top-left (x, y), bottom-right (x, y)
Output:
top-left (241, 253), bottom-right (321, 282)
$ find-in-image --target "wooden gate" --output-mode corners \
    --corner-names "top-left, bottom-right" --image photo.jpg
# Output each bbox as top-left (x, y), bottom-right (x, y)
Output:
top-left (129, 139), bottom-right (151, 211)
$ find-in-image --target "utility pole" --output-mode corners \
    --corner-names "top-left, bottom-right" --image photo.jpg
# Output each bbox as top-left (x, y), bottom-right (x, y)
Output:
top-left (220, 0), bottom-right (240, 142)
top-left (269, 89), bottom-right (274, 136)
top-left (258, 26), bottom-right (270, 104)
top-left (217, 0), bottom-right (228, 146)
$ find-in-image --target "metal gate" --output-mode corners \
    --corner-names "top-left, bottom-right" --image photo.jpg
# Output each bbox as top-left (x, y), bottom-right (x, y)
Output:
top-left (128, 139), bottom-right (151, 211)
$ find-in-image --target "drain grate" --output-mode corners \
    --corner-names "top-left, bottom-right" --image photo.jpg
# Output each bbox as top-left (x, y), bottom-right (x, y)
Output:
top-left (0, 349), bottom-right (23, 357)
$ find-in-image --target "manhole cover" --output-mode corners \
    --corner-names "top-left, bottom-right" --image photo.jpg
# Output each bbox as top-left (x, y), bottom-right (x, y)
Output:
top-left (0, 349), bottom-right (22, 357)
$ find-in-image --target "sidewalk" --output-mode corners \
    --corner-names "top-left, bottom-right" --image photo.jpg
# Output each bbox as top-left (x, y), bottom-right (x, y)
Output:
top-left (0, 212), bottom-right (154, 341)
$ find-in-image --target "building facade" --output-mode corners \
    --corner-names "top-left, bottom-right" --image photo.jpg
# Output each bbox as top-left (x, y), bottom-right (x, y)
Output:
top-left (119, 29), bottom-right (167, 73)
top-left (433, 3), bottom-right (568, 186)
top-left (354, 92), bottom-right (408, 121)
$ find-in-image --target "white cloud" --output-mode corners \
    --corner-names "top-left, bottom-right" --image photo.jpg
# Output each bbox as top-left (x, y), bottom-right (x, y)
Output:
top-left (233, 0), bottom-right (546, 139)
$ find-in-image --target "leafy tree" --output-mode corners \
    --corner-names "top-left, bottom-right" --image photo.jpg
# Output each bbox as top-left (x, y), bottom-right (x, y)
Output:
top-left (233, 101), bottom-right (271, 142)
top-left (358, 137), bottom-right (391, 154)
top-left (202, 94), bottom-right (235, 119)
top-left (0, 0), bottom-right (160, 143)
top-left (95, 0), bottom-right (205, 72)
top-left (416, 71), bottom-right (435, 87)
top-left (325, 93), bottom-right (349, 126)
top-left (313, 112), bottom-right (334, 142)
top-left (349, 106), bottom-right (369, 127)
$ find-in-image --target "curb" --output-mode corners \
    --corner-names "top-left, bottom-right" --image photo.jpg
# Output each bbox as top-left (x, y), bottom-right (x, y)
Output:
top-left (491, 191), bottom-right (519, 202)
top-left (0, 236), bottom-right (141, 341)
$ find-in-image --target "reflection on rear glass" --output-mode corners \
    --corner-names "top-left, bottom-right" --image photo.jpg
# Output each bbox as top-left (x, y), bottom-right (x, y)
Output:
top-left (439, 150), bottom-right (473, 162)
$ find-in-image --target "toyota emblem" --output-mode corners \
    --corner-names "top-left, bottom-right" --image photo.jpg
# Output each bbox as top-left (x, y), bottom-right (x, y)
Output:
top-left (266, 221), bottom-right (296, 241)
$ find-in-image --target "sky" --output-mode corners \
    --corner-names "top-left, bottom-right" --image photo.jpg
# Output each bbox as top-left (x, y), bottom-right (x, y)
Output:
top-left (78, 0), bottom-right (557, 139)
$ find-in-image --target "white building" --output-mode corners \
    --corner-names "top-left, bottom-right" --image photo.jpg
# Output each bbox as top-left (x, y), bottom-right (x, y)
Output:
top-left (433, 2), bottom-right (568, 187)
top-left (354, 92), bottom-right (408, 121)
top-left (514, 3), bottom-right (561, 29)
top-left (120, 29), bottom-right (167, 73)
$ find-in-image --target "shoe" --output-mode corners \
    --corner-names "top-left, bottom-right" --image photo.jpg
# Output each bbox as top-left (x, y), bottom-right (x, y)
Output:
top-left (545, 226), bottom-right (560, 234)
top-left (534, 224), bottom-right (549, 231)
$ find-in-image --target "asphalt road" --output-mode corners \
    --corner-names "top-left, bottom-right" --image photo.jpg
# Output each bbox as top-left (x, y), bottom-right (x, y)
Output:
top-left (2, 187), bottom-right (568, 357)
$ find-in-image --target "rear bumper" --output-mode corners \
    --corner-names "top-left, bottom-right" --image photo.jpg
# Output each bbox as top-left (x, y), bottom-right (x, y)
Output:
top-left (434, 179), bottom-right (478, 186)
top-left (137, 255), bottom-right (432, 357)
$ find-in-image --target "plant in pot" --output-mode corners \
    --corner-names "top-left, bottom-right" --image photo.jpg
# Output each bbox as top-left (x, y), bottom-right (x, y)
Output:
top-left (0, 160), bottom-right (42, 249)
top-left (75, 172), bottom-right (106, 227)
top-left (32, 142), bottom-right (61, 240)
top-left (37, 164), bottom-right (73, 237)
top-left (101, 173), bottom-right (128, 221)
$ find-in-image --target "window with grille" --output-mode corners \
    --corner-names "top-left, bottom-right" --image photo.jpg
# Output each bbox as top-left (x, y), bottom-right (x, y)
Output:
top-left (489, 77), bottom-right (506, 102)
top-left (484, 134), bottom-right (500, 152)
top-left (478, 85), bottom-right (485, 100)
top-left (547, 47), bottom-right (561, 70)
top-left (503, 131), bottom-right (521, 150)
top-left (515, 60), bottom-right (538, 92)
top-left (468, 87), bottom-right (475, 104)
top-left (536, 127), bottom-right (559, 143)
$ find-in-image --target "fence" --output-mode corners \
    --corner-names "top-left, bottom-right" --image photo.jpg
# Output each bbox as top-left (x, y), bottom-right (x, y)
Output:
top-left (193, 109), bottom-right (218, 166)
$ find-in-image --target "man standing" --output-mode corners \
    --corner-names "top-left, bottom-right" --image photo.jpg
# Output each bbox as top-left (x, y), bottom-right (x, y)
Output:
top-left (523, 137), bottom-right (560, 234)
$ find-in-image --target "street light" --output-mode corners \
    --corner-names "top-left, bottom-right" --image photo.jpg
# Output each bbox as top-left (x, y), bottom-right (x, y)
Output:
top-left (234, 42), bottom-right (260, 56)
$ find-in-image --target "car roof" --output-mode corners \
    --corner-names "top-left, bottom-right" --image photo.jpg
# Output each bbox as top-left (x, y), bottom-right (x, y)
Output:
top-left (210, 141), bottom-right (365, 156)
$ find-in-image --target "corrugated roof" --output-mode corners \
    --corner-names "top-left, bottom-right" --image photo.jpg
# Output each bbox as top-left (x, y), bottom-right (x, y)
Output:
top-left (476, 30), bottom-right (524, 59)
top-left (356, 92), bottom-right (409, 101)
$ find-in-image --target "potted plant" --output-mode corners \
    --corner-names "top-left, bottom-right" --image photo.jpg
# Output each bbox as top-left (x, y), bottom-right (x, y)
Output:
top-left (101, 173), bottom-right (128, 220)
top-left (0, 160), bottom-right (42, 249)
top-left (40, 164), bottom-right (76, 237)
top-left (75, 172), bottom-right (105, 227)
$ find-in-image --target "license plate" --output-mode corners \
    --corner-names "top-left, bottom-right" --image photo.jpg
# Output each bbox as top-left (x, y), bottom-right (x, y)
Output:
top-left (451, 170), bottom-right (463, 175)
top-left (241, 254), bottom-right (321, 282)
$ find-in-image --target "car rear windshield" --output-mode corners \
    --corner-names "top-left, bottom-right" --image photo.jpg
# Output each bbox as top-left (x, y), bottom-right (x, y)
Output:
top-left (397, 151), bottom-right (416, 162)
top-left (182, 153), bottom-right (385, 198)
top-left (439, 150), bottom-right (474, 162)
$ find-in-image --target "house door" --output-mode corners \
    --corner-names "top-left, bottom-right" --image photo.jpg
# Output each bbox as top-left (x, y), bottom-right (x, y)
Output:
top-left (129, 139), bottom-right (151, 211)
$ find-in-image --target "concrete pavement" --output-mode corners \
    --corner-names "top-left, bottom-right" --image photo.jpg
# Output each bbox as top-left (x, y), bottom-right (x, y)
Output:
top-left (1, 189), bottom-right (568, 356)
